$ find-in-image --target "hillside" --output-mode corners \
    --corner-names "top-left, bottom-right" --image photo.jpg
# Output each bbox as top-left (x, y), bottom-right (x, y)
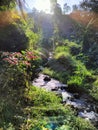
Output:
top-left (28, 10), bottom-right (98, 41)
top-left (28, 12), bottom-right (78, 40)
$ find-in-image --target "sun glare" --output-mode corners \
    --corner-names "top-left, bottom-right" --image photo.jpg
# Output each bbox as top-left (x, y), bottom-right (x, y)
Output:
top-left (35, 0), bottom-right (51, 13)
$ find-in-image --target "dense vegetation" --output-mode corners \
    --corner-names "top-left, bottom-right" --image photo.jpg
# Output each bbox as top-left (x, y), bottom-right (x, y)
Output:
top-left (0, 0), bottom-right (98, 129)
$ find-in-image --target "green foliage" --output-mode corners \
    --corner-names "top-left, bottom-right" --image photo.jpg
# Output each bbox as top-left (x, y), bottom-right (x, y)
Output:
top-left (80, 0), bottom-right (98, 12)
top-left (76, 53), bottom-right (89, 65)
top-left (0, 51), bottom-right (35, 125)
top-left (55, 51), bottom-right (69, 59)
top-left (23, 95), bottom-right (96, 130)
top-left (74, 117), bottom-right (97, 130)
top-left (74, 60), bottom-right (92, 77)
top-left (0, 63), bottom-right (96, 130)
top-left (29, 117), bottom-right (96, 130)
top-left (55, 39), bottom-right (80, 52)
top-left (26, 85), bottom-right (61, 106)
top-left (84, 44), bottom-right (98, 69)
top-left (45, 40), bottom-right (94, 91)
top-left (55, 45), bottom-right (68, 51)
top-left (18, 19), bottom-right (40, 50)
top-left (54, 45), bottom-right (77, 72)
top-left (0, 50), bottom-right (41, 129)
top-left (54, 40), bottom-right (81, 61)
top-left (0, 14), bottom-right (40, 51)
top-left (0, 123), bottom-right (15, 130)
top-left (68, 58), bottom-right (92, 88)
top-left (43, 67), bottom-right (69, 83)
top-left (0, 3), bottom-right (97, 129)
top-left (56, 125), bottom-right (72, 130)
top-left (43, 59), bottom-right (93, 91)
top-left (1, 50), bottom-right (41, 79)
top-left (42, 67), bottom-right (55, 77)
top-left (22, 85), bottom-right (85, 130)
top-left (0, 23), bottom-right (29, 51)
top-left (56, 54), bottom-right (76, 72)
top-left (63, 40), bottom-right (82, 55)
top-left (90, 78), bottom-right (98, 100)
top-left (23, 102), bottom-right (77, 130)
top-left (67, 75), bottom-right (83, 87)
top-left (0, 0), bottom-right (15, 11)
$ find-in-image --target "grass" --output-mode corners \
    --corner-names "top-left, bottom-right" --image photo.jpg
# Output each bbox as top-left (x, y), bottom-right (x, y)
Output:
top-left (23, 86), bottom-right (96, 130)
top-left (43, 67), bottom-right (69, 83)
top-left (0, 79), bottom-right (97, 130)
top-left (90, 77), bottom-right (98, 100)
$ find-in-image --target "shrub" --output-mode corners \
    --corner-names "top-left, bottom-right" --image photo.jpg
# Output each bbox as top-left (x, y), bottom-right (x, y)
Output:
top-left (1, 50), bottom-right (41, 79)
top-left (0, 17), bottom-right (40, 51)
top-left (90, 78), bottom-right (98, 100)
top-left (0, 50), bottom-right (41, 128)
top-left (23, 104), bottom-right (77, 130)
top-left (67, 75), bottom-right (83, 87)
top-left (73, 117), bottom-right (97, 130)
top-left (55, 45), bottom-right (69, 54)
top-left (54, 51), bottom-right (76, 73)
top-left (26, 85), bottom-right (61, 106)
top-left (67, 60), bottom-right (93, 90)
top-left (63, 39), bottom-right (82, 55)
top-left (0, 23), bottom-right (29, 51)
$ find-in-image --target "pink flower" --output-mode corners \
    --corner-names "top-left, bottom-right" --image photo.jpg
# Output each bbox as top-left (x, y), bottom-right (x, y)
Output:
top-left (3, 57), bottom-right (18, 65)
top-left (2, 52), bottom-right (9, 56)
top-left (26, 55), bottom-right (37, 60)
top-left (3, 58), bottom-right (9, 61)
top-left (9, 52), bottom-right (22, 58)
top-left (26, 51), bottom-right (38, 60)
top-left (26, 51), bottom-right (33, 55)
top-left (23, 61), bottom-right (31, 66)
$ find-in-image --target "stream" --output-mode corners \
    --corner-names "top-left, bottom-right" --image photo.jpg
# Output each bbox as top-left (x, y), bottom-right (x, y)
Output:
top-left (32, 73), bottom-right (98, 128)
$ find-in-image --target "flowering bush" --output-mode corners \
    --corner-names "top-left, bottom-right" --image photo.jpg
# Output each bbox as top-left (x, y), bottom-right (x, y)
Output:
top-left (2, 50), bottom-right (40, 73)
top-left (0, 51), bottom-right (41, 128)
top-left (0, 50), bottom-right (41, 91)
top-left (2, 51), bottom-right (38, 66)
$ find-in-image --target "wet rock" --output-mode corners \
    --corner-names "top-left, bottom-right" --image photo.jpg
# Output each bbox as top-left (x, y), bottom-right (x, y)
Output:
top-left (59, 84), bottom-right (68, 90)
top-left (62, 91), bottom-right (73, 102)
top-left (43, 76), bottom-right (51, 82)
top-left (85, 105), bottom-right (91, 112)
top-left (66, 99), bottom-right (86, 110)
top-left (33, 74), bottom-right (68, 92)
top-left (51, 87), bottom-right (58, 91)
top-left (73, 93), bottom-right (80, 99)
top-left (78, 111), bottom-right (98, 123)
top-left (95, 106), bottom-right (98, 113)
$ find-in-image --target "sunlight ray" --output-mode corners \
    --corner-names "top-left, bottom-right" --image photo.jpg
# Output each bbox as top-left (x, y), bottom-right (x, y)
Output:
top-left (35, 0), bottom-right (51, 13)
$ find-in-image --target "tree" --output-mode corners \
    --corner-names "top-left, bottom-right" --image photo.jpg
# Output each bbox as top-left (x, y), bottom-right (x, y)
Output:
top-left (49, 0), bottom-right (62, 16)
top-left (49, 0), bottom-right (57, 12)
top-left (63, 3), bottom-right (71, 14)
top-left (54, 3), bottom-right (62, 16)
top-left (80, 0), bottom-right (98, 12)
top-left (79, 0), bottom-right (98, 53)
top-left (72, 4), bottom-right (78, 11)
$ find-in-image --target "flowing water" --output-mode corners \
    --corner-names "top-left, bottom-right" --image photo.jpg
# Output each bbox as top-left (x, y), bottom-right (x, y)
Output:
top-left (33, 73), bottom-right (98, 127)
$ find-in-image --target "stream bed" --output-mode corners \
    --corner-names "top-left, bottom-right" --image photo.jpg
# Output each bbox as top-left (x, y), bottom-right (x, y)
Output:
top-left (33, 73), bottom-right (98, 127)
